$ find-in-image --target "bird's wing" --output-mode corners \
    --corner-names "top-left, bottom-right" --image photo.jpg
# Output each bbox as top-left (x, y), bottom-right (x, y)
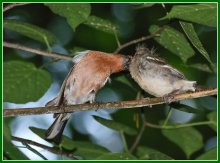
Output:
top-left (146, 56), bottom-right (186, 79)
top-left (46, 51), bottom-right (90, 106)
top-left (45, 65), bottom-right (75, 106)
top-left (162, 65), bottom-right (186, 79)
top-left (146, 56), bottom-right (167, 65)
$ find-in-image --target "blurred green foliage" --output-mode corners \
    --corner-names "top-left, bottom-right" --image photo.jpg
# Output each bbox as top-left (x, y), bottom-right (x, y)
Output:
top-left (3, 3), bottom-right (217, 160)
top-left (3, 61), bottom-right (52, 103)
top-left (4, 19), bottom-right (58, 50)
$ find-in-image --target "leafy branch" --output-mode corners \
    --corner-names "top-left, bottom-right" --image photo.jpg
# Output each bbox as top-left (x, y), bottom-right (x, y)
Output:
top-left (4, 87), bottom-right (217, 117)
top-left (3, 3), bottom-right (166, 61)
top-left (3, 24), bottom-right (165, 61)
top-left (129, 109), bottom-right (215, 153)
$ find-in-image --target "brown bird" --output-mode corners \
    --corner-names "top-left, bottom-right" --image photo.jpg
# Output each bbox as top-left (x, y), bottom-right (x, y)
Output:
top-left (129, 45), bottom-right (196, 101)
top-left (45, 50), bottom-right (131, 143)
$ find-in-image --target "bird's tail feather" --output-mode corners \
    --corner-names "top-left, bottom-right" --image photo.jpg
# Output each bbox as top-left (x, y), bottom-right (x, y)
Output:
top-left (182, 80), bottom-right (197, 92)
top-left (45, 113), bottom-right (71, 144)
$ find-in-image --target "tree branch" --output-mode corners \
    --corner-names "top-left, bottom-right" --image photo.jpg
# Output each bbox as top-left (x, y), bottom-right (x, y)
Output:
top-left (3, 41), bottom-right (72, 61)
top-left (114, 25), bottom-right (166, 53)
top-left (4, 88), bottom-right (217, 117)
top-left (3, 3), bottom-right (31, 12)
top-left (12, 136), bottom-right (76, 159)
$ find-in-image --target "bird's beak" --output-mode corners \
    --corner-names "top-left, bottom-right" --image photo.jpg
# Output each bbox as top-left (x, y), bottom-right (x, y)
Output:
top-left (123, 55), bottom-right (132, 70)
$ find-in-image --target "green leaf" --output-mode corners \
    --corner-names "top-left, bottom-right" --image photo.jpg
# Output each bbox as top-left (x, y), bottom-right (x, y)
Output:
top-left (114, 75), bottom-right (135, 90)
top-left (93, 116), bottom-right (137, 135)
top-left (161, 4), bottom-right (217, 27)
top-left (207, 112), bottom-right (217, 132)
top-left (3, 61), bottom-right (52, 103)
top-left (170, 103), bottom-right (202, 114)
top-left (29, 127), bottom-right (46, 140)
top-left (187, 63), bottom-right (213, 73)
top-left (149, 25), bottom-right (194, 63)
top-left (199, 96), bottom-right (217, 110)
top-left (196, 148), bottom-right (217, 160)
top-left (29, 127), bottom-right (109, 159)
top-left (84, 16), bottom-right (117, 34)
top-left (96, 153), bottom-right (137, 160)
top-left (4, 20), bottom-right (57, 49)
top-left (180, 21), bottom-right (213, 67)
top-left (70, 142), bottom-right (109, 160)
top-left (45, 3), bottom-right (91, 31)
top-left (4, 119), bottom-right (29, 160)
top-left (137, 146), bottom-right (173, 160)
top-left (162, 127), bottom-right (203, 158)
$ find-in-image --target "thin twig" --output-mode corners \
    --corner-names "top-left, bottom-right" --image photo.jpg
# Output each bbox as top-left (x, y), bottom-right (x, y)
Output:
top-left (114, 26), bottom-right (166, 53)
top-left (162, 108), bottom-right (172, 127)
top-left (145, 120), bottom-right (215, 129)
top-left (129, 109), bottom-right (146, 153)
top-left (120, 131), bottom-right (129, 152)
top-left (23, 143), bottom-right (48, 160)
top-left (3, 41), bottom-right (72, 61)
top-left (11, 136), bottom-right (76, 159)
top-left (3, 3), bottom-right (31, 12)
top-left (3, 88), bottom-right (217, 117)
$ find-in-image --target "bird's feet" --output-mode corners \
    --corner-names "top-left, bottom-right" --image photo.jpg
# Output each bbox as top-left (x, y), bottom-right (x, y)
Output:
top-left (95, 102), bottom-right (101, 111)
top-left (162, 89), bottom-right (181, 103)
top-left (162, 94), bottom-right (175, 104)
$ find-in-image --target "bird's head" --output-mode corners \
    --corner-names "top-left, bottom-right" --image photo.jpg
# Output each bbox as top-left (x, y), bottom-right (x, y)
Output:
top-left (109, 54), bottom-right (132, 73)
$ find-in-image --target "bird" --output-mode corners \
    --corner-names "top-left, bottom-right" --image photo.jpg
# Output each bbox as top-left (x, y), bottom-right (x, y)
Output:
top-left (129, 45), bottom-right (196, 101)
top-left (45, 50), bottom-right (131, 143)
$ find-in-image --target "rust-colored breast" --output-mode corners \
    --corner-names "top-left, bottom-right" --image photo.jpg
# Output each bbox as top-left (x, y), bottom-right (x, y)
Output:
top-left (63, 51), bottom-right (127, 104)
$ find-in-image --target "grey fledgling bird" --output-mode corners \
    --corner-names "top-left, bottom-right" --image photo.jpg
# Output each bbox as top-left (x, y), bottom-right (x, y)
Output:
top-left (129, 45), bottom-right (196, 100)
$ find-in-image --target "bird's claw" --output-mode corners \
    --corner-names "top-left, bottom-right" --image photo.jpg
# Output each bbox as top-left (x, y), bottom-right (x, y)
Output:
top-left (162, 95), bottom-right (174, 104)
top-left (95, 102), bottom-right (101, 111)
